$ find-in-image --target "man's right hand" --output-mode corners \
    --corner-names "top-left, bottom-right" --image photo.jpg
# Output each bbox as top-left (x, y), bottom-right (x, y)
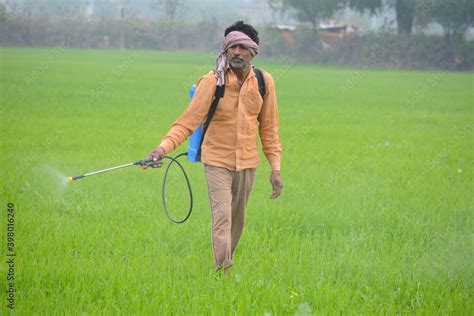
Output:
top-left (143, 146), bottom-right (166, 169)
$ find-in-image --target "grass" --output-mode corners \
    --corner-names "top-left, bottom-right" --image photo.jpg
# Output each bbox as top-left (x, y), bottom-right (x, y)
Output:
top-left (0, 47), bottom-right (472, 314)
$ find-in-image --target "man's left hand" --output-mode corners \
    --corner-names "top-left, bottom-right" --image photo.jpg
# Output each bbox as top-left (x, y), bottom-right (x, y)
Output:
top-left (270, 172), bottom-right (283, 199)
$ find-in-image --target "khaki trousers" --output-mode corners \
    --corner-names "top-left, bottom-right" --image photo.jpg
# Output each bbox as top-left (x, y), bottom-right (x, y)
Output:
top-left (204, 164), bottom-right (256, 270)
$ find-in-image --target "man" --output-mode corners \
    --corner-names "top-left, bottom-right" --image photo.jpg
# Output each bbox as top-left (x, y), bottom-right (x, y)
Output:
top-left (146, 21), bottom-right (282, 275)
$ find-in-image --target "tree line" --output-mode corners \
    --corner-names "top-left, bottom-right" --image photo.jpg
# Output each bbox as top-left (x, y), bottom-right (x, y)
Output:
top-left (0, 0), bottom-right (473, 70)
top-left (272, 0), bottom-right (473, 42)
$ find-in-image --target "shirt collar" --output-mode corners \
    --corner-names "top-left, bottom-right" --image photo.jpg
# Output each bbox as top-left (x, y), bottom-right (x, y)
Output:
top-left (226, 65), bottom-right (256, 85)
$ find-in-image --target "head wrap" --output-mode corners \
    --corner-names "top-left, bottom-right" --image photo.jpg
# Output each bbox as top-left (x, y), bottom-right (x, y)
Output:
top-left (215, 31), bottom-right (260, 86)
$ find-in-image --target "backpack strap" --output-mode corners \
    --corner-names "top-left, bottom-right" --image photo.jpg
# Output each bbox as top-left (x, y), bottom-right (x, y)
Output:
top-left (198, 84), bottom-right (225, 157)
top-left (253, 67), bottom-right (266, 97)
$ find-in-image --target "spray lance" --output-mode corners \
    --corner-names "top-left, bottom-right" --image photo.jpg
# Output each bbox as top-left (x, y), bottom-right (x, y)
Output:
top-left (66, 159), bottom-right (162, 183)
top-left (66, 85), bottom-right (204, 224)
top-left (66, 154), bottom-right (193, 224)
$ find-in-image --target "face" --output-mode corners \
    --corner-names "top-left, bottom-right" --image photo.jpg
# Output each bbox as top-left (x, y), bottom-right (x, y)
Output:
top-left (226, 44), bottom-right (253, 71)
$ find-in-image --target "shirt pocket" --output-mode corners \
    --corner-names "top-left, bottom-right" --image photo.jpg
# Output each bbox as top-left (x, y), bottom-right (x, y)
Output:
top-left (242, 90), bottom-right (263, 115)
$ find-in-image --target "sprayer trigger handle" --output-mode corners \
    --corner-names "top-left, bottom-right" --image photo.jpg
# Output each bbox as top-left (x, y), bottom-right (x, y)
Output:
top-left (136, 159), bottom-right (163, 168)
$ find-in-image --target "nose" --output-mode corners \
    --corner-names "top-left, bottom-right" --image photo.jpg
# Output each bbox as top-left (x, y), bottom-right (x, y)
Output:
top-left (230, 45), bottom-right (242, 56)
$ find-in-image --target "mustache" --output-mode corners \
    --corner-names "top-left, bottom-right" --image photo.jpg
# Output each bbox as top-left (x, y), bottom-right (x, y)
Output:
top-left (230, 56), bottom-right (244, 62)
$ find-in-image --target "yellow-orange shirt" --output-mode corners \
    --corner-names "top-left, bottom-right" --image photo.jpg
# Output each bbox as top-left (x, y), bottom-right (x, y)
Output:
top-left (159, 67), bottom-right (282, 172)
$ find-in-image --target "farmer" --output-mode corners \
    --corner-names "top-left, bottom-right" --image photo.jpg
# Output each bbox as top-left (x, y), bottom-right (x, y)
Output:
top-left (146, 21), bottom-right (282, 275)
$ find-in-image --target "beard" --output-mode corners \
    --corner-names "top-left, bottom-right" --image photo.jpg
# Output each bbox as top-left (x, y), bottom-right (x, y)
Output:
top-left (229, 56), bottom-right (249, 70)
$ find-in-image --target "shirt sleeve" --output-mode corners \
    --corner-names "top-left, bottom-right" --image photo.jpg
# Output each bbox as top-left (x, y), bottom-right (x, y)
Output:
top-left (258, 72), bottom-right (282, 172)
top-left (158, 72), bottom-right (216, 154)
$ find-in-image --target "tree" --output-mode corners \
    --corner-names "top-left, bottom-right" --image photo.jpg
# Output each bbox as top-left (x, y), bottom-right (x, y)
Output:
top-left (351, 0), bottom-right (473, 39)
top-left (349, 0), bottom-right (417, 35)
top-left (422, 0), bottom-right (474, 41)
top-left (348, 0), bottom-right (382, 14)
top-left (276, 0), bottom-right (347, 30)
top-left (153, 0), bottom-right (186, 25)
top-left (394, 0), bottom-right (416, 34)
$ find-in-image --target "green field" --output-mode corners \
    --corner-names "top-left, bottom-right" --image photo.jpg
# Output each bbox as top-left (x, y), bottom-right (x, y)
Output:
top-left (0, 47), bottom-right (473, 314)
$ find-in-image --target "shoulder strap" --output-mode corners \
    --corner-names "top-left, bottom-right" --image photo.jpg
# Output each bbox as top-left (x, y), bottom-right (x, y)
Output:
top-left (253, 67), bottom-right (266, 97)
top-left (199, 84), bottom-right (225, 151)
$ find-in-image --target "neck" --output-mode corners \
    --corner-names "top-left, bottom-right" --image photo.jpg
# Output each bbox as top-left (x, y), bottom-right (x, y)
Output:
top-left (231, 65), bottom-right (251, 83)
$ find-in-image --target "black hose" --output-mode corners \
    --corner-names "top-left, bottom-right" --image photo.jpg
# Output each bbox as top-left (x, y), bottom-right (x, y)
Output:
top-left (161, 153), bottom-right (193, 224)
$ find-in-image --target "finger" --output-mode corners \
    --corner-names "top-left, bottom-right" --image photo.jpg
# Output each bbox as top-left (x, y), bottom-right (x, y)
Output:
top-left (270, 187), bottom-right (277, 199)
top-left (270, 182), bottom-right (277, 194)
top-left (271, 185), bottom-right (282, 199)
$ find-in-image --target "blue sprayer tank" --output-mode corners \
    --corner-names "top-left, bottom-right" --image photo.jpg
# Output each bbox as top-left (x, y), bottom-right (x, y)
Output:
top-left (187, 84), bottom-right (202, 162)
